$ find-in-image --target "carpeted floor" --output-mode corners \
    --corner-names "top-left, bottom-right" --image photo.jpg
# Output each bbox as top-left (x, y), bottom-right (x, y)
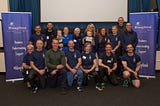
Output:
top-left (0, 73), bottom-right (160, 106)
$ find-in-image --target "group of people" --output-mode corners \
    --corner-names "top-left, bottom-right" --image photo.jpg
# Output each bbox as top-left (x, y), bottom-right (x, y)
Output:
top-left (22, 17), bottom-right (141, 94)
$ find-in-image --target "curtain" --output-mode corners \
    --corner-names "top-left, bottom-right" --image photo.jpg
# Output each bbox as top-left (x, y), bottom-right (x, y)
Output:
top-left (9, 0), bottom-right (40, 28)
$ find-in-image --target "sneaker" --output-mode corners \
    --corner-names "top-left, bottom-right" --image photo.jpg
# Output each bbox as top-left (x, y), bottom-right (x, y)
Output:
top-left (26, 82), bottom-right (31, 88)
top-left (77, 86), bottom-right (83, 92)
top-left (32, 87), bottom-right (38, 94)
top-left (122, 79), bottom-right (129, 87)
top-left (60, 88), bottom-right (67, 95)
top-left (101, 83), bottom-right (106, 89)
top-left (96, 86), bottom-right (103, 91)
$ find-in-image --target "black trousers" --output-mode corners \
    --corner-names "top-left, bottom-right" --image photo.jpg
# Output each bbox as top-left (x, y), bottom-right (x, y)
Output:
top-left (28, 70), bottom-right (47, 88)
top-left (47, 68), bottom-right (67, 88)
top-left (83, 70), bottom-right (101, 86)
top-left (99, 67), bottom-right (118, 86)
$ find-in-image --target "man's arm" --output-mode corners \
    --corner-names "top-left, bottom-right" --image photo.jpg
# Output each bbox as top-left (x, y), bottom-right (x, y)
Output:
top-left (65, 57), bottom-right (76, 74)
top-left (111, 63), bottom-right (117, 72)
top-left (135, 62), bottom-right (141, 73)
top-left (122, 61), bottom-right (135, 73)
top-left (75, 58), bottom-right (82, 69)
top-left (98, 59), bottom-right (110, 69)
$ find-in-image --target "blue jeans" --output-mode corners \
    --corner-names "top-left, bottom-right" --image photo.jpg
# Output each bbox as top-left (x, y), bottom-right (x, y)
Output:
top-left (67, 68), bottom-right (83, 87)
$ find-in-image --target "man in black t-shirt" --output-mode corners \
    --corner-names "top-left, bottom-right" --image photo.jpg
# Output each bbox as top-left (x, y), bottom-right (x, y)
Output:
top-left (80, 43), bottom-right (102, 91)
top-left (121, 44), bottom-right (141, 88)
top-left (42, 22), bottom-right (56, 50)
top-left (98, 43), bottom-right (118, 88)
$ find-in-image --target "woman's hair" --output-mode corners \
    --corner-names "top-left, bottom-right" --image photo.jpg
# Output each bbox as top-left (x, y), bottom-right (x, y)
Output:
top-left (27, 44), bottom-right (34, 50)
top-left (85, 23), bottom-right (96, 36)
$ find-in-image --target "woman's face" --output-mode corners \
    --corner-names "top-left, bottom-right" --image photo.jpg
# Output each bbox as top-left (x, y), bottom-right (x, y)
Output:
top-left (101, 28), bottom-right (106, 36)
top-left (27, 47), bottom-right (33, 54)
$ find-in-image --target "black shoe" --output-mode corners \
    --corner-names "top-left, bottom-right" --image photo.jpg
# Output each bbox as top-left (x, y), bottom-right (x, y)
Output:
top-left (60, 88), bottom-right (67, 95)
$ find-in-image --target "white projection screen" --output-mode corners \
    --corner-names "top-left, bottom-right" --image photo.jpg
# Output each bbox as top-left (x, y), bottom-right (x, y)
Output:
top-left (40, 0), bottom-right (128, 22)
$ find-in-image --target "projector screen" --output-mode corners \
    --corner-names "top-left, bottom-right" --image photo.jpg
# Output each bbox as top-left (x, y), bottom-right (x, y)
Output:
top-left (40, 0), bottom-right (128, 22)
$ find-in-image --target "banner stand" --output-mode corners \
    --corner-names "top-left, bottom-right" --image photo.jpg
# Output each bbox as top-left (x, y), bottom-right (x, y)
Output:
top-left (130, 12), bottom-right (158, 78)
top-left (2, 12), bottom-right (32, 81)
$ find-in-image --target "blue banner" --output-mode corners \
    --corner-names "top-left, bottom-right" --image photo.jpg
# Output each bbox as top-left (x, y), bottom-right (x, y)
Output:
top-left (130, 12), bottom-right (158, 78)
top-left (2, 12), bottom-right (32, 81)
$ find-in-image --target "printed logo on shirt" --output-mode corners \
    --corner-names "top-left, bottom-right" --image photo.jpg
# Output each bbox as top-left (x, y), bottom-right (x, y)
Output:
top-left (47, 36), bottom-right (49, 40)
top-left (82, 56), bottom-right (86, 59)
top-left (133, 57), bottom-right (136, 63)
top-left (74, 39), bottom-right (77, 43)
top-left (74, 53), bottom-right (77, 59)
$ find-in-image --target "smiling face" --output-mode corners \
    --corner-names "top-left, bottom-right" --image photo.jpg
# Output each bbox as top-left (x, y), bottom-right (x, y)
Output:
top-left (52, 39), bottom-right (59, 50)
top-left (126, 23), bottom-right (132, 32)
top-left (47, 22), bottom-right (53, 30)
top-left (100, 28), bottom-right (106, 36)
top-left (63, 27), bottom-right (69, 35)
top-left (112, 26), bottom-right (118, 35)
top-left (27, 45), bottom-right (34, 54)
top-left (126, 44), bottom-right (134, 53)
top-left (118, 17), bottom-right (124, 26)
top-left (68, 40), bottom-right (74, 49)
top-left (34, 25), bottom-right (41, 34)
top-left (105, 43), bottom-right (112, 53)
top-left (36, 40), bottom-right (43, 50)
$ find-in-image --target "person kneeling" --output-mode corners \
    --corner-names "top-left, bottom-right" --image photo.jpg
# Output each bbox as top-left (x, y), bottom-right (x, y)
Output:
top-left (80, 43), bottom-right (102, 91)
top-left (65, 40), bottom-right (83, 92)
top-left (30, 40), bottom-right (47, 93)
top-left (121, 44), bottom-right (141, 88)
top-left (98, 43), bottom-right (118, 88)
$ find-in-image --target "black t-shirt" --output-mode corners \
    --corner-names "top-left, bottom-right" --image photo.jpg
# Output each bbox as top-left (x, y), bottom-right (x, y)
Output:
top-left (30, 49), bottom-right (46, 70)
top-left (65, 50), bottom-right (81, 68)
top-left (99, 52), bottom-right (117, 68)
top-left (22, 53), bottom-right (32, 66)
top-left (81, 52), bottom-right (96, 68)
top-left (121, 53), bottom-right (141, 71)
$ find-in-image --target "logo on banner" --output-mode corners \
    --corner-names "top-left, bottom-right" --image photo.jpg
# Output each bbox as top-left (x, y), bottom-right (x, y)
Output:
top-left (8, 22), bottom-right (27, 33)
top-left (134, 21), bottom-right (152, 31)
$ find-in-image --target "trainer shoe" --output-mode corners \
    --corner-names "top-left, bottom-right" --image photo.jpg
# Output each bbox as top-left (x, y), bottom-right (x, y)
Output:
top-left (77, 86), bottom-right (83, 92)
top-left (32, 87), bottom-right (38, 94)
top-left (122, 79), bottom-right (129, 87)
top-left (96, 86), bottom-right (103, 91)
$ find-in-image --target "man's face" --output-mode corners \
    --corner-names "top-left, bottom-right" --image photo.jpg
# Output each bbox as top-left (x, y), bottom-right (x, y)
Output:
top-left (126, 23), bottom-right (132, 31)
top-left (126, 44), bottom-right (134, 53)
top-left (85, 44), bottom-right (91, 52)
top-left (105, 44), bottom-right (112, 53)
top-left (52, 39), bottom-right (59, 50)
top-left (68, 41), bottom-right (74, 49)
top-left (47, 23), bottom-right (53, 30)
top-left (35, 26), bottom-right (41, 33)
top-left (118, 17), bottom-right (124, 25)
top-left (36, 40), bottom-right (43, 49)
